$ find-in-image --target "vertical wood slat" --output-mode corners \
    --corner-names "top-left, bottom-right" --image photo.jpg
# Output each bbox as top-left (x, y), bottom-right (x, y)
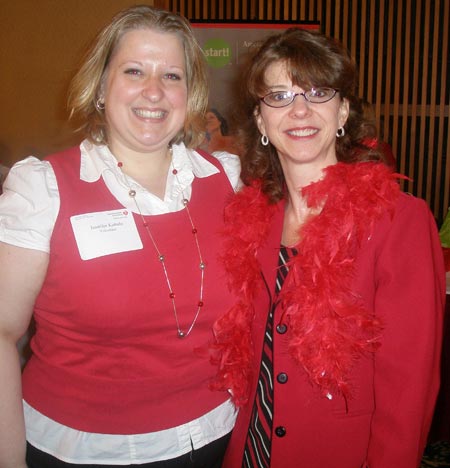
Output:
top-left (367, 1), bottom-right (377, 102)
top-left (364, 2), bottom-right (380, 103)
top-left (419, 1), bottom-right (431, 199)
top-left (260, 0), bottom-right (266, 19)
top-left (334, 0), bottom-right (341, 38)
top-left (426, 3), bottom-right (439, 205)
top-left (164, 0), bottom-right (449, 224)
top-left (358, 0), bottom-right (367, 98)
top-left (391, 0), bottom-right (402, 167)
top-left (400, 1), bottom-right (412, 179)
top-left (300, 0), bottom-right (307, 20)
top-left (383, 0), bottom-right (394, 146)
top-left (316, 0), bottom-right (323, 27)
top-left (349, 1), bottom-right (358, 64)
top-left (407, 0), bottom-right (421, 195)
top-left (374, 0), bottom-right (385, 126)
top-left (324, 0), bottom-right (331, 37)
top-left (390, 2), bottom-right (403, 167)
top-left (439, 1), bottom-right (450, 219)
top-left (342, 1), bottom-right (349, 46)
top-left (287, 0), bottom-right (291, 20)
top-left (418, 6), bottom-right (435, 200)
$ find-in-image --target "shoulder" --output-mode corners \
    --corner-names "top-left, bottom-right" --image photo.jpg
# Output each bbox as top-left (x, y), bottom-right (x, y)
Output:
top-left (196, 148), bottom-right (240, 167)
top-left (197, 149), bottom-right (242, 192)
top-left (345, 164), bottom-right (433, 226)
top-left (7, 155), bottom-right (54, 182)
top-left (211, 150), bottom-right (241, 174)
top-left (44, 144), bottom-right (82, 167)
top-left (368, 191), bottom-right (438, 255)
top-left (0, 156), bottom-right (60, 252)
top-left (390, 191), bottom-right (436, 230)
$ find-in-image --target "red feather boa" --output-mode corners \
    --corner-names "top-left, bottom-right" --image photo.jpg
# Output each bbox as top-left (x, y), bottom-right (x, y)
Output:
top-left (210, 162), bottom-right (404, 405)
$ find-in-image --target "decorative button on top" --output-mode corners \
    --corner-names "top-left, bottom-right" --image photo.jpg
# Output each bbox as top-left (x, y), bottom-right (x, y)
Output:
top-left (277, 372), bottom-right (288, 384)
top-left (276, 323), bottom-right (287, 334)
top-left (275, 426), bottom-right (286, 437)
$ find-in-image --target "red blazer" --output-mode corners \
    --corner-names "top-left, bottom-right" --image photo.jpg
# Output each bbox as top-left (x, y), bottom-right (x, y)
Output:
top-left (221, 186), bottom-right (445, 467)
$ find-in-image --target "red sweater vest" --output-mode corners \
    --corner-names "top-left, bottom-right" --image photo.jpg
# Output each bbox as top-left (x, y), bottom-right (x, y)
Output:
top-left (22, 146), bottom-right (235, 434)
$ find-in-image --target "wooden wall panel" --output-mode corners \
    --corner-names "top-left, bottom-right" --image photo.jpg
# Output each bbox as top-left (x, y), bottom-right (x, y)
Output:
top-left (165, 0), bottom-right (449, 224)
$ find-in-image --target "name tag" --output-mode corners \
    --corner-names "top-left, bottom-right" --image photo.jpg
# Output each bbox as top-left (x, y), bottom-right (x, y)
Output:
top-left (70, 209), bottom-right (143, 260)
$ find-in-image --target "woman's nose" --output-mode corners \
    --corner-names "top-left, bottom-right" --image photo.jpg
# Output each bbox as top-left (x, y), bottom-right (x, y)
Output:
top-left (141, 77), bottom-right (163, 101)
top-left (289, 94), bottom-right (311, 116)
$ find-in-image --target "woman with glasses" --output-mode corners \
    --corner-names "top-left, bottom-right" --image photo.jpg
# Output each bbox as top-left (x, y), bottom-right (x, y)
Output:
top-left (210, 28), bottom-right (445, 467)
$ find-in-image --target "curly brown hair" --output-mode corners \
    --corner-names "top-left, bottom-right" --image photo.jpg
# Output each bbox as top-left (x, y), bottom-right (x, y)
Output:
top-left (232, 28), bottom-right (382, 203)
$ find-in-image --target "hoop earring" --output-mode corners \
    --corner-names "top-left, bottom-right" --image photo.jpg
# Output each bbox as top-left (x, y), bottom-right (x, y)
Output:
top-left (261, 134), bottom-right (269, 146)
top-left (96, 98), bottom-right (105, 111)
top-left (336, 127), bottom-right (345, 138)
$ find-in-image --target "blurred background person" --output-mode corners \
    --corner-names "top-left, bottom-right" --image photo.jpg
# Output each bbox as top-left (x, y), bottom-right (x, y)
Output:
top-left (359, 99), bottom-right (397, 170)
top-left (203, 108), bottom-right (242, 155)
top-left (0, 163), bottom-right (9, 195)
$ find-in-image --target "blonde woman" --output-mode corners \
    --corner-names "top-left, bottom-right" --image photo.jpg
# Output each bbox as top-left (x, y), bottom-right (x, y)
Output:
top-left (0, 6), bottom-right (239, 467)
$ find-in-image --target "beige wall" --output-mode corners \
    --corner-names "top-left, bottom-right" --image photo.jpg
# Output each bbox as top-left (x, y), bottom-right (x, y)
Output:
top-left (0, 0), bottom-right (156, 166)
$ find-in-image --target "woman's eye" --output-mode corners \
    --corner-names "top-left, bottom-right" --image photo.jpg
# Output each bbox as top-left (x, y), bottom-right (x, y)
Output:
top-left (164, 73), bottom-right (181, 81)
top-left (273, 92), bottom-right (289, 101)
top-left (124, 68), bottom-right (142, 76)
top-left (311, 88), bottom-right (326, 97)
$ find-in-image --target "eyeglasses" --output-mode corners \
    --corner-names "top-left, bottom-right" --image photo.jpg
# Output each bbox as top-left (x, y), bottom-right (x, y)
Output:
top-left (261, 87), bottom-right (338, 108)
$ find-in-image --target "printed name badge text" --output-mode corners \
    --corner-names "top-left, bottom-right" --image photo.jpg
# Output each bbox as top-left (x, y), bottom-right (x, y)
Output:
top-left (70, 209), bottom-right (142, 260)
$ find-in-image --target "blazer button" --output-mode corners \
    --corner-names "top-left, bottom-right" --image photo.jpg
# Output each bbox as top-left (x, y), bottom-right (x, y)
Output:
top-left (276, 323), bottom-right (287, 334)
top-left (275, 426), bottom-right (286, 437)
top-left (276, 372), bottom-right (288, 384)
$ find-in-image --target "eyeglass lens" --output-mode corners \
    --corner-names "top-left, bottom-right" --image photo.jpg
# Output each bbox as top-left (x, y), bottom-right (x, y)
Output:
top-left (262, 88), bottom-right (337, 107)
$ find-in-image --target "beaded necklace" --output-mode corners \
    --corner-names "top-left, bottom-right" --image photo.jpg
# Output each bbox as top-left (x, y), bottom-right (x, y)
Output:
top-left (117, 159), bottom-right (205, 339)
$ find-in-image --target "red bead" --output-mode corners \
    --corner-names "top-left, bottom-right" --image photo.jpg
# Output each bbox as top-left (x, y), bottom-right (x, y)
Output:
top-left (118, 162), bottom-right (123, 167)
top-left (192, 228), bottom-right (197, 234)
top-left (169, 292), bottom-right (175, 298)
top-left (172, 169), bottom-right (178, 175)
top-left (198, 301), bottom-right (204, 307)
top-left (143, 222), bottom-right (149, 227)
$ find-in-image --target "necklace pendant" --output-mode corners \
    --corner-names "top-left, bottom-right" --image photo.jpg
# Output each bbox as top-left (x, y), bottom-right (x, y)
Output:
top-left (177, 330), bottom-right (185, 338)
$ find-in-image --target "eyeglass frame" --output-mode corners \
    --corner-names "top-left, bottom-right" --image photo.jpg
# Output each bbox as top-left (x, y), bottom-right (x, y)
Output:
top-left (260, 87), bottom-right (339, 108)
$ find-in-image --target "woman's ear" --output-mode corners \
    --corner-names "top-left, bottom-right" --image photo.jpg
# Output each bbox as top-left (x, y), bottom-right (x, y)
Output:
top-left (338, 98), bottom-right (350, 128)
top-left (97, 71), bottom-right (108, 103)
top-left (254, 107), bottom-right (266, 136)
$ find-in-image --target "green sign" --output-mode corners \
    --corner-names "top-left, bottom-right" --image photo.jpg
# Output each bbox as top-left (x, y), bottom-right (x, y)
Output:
top-left (203, 38), bottom-right (232, 68)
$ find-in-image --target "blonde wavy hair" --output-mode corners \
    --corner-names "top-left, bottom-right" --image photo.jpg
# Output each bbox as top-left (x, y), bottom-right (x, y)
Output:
top-left (68, 5), bottom-right (208, 148)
